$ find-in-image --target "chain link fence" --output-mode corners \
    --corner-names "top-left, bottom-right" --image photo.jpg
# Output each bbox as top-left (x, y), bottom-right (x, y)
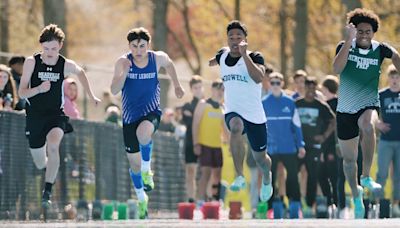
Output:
top-left (0, 111), bottom-right (186, 220)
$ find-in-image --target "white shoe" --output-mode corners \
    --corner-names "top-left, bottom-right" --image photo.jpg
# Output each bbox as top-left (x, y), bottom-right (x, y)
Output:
top-left (230, 176), bottom-right (246, 192)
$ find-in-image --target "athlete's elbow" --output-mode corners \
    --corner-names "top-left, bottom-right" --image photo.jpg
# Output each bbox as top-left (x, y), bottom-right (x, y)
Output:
top-left (110, 84), bottom-right (119, 95)
top-left (18, 89), bottom-right (27, 99)
top-left (332, 65), bottom-right (343, 74)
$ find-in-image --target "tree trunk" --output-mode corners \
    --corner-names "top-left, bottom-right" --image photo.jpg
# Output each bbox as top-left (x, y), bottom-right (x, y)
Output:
top-left (341, 0), bottom-right (362, 38)
top-left (234, 0), bottom-right (240, 20)
top-left (0, 0), bottom-right (9, 64)
top-left (43, 0), bottom-right (67, 56)
top-left (280, 0), bottom-right (288, 87)
top-left (152, 0), bottom-right (170, 109)
top-left (293, 0), bottom-right (308, 71)
top-left (341, 0), bottom-right (362, 11)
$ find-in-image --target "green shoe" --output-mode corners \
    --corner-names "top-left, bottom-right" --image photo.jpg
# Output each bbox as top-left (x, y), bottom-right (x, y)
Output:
top-left (138, 194), bottom-right (149, 219)
top-left (353, 186), bottom-right (365, 219)
top-left (142, 170), bottom-right (154, 192)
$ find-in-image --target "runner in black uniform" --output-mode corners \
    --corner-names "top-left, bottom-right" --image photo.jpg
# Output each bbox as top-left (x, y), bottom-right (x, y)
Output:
top-left (18, 24), bottom-right (100, 209)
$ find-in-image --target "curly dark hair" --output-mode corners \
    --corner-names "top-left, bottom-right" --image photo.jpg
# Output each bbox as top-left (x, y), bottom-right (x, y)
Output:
top-left (347, 8), bottom-right (380, 32)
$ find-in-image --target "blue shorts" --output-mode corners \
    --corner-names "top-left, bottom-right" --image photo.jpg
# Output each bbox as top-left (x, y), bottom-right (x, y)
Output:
top-left (225, 112), bottom-right (267, 152)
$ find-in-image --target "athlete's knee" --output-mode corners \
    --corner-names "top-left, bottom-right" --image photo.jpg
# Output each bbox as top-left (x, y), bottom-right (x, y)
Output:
top-left (30, 146), bottom-right (47, 169)
top-left (359, 120), bottom-right (374, 135)
top-left (229, 117), bottom-right (244, 134)
top-left (47, 143), bottom-right (59, 155)
top-left (136, 123), bottom-right (153, 144)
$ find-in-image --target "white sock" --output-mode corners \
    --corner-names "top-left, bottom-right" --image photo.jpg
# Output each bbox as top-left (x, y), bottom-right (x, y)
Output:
top-left (141, 161), bottom-right (151, 172)
top-left (135, 187), bottom-right (146, 201)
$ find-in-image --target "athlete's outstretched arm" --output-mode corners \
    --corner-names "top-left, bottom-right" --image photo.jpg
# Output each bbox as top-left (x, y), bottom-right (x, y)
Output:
top-left (110, 57), bottom-right (131, 95)
top-left (65, 59), bottom-right (100, 104)
top-left (209, 57), bottom-right (218, 66)
top-left (333, 23), bottom-right (356, 74)
top-left (19, 57), bottom-right (51, 99)
top-left (156, 51), bottom-right (184, 98)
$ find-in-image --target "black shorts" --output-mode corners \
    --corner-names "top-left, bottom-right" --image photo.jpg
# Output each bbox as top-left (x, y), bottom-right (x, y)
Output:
top-left (184, 136), bottom-right (198, 164)
top-left (336, 106), bottom-right (378, 140)
top-left (123, 112), bottom-right (160, 153)
top-left (225, 112), bottom-right (267, 152)
top-left (25, 111), bottom-right (73, 149)
top-left (199, 145), bottom-right (223, 168)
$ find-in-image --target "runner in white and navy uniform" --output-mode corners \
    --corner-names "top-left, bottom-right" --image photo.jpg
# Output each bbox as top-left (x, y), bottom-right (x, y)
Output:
top-left (209, 20), bottom-right (273, 203)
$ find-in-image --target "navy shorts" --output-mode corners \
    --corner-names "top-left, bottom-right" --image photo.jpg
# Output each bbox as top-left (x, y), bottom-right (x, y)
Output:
top-left (336, 106), bottom-right (378, 140)
top-left (225, 112), bottom-right (267, 152)
top-left (123, 112), bottom-right (160, 153)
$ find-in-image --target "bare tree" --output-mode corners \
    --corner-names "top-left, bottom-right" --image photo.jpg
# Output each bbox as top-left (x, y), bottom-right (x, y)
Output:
top-left (169, 0), bottom-right (201, 75)
top-left (234, 0), bottom-right (240, 20)
top-left (0, 0), bottom-right (9, 64)
top-left (341, 0), bottom-right (362, 11)
top-left (341, 0), bottom-right (362, 38)
top-left (280, 0), bottom-right (288, 86)
top-left (152, 0), bottom-right (170, 108)
top-left (293, 0), bottom-right (308, 71)
top-left (43, 0), bottom-right (67, 56)
top-left (214, 0), bottom-right (232, 20)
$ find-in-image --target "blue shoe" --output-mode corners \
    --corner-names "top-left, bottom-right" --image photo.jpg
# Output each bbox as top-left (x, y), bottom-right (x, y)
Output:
top-left (353, 186), bottom-right (365, 219)
top-left (360, 176), bottom-right (382, 194)
top-left (230, 176), bottom-right (246, 192)
top-left (260, 172), bottom-right (273, 202)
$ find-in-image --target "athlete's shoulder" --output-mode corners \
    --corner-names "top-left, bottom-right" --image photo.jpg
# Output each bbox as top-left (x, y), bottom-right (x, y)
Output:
top-left (335, 41), bottom-right (345, 54)
top-left (153, 50), bottom-right (172, 67)
top-left (378, 87), bottom-right (390, 95)
top-left (262, 93), bottom-right (272, 102)
top-left (249, 51), bottom-right (264, 65)
top-left (25, 56), bottom-right (36, 65)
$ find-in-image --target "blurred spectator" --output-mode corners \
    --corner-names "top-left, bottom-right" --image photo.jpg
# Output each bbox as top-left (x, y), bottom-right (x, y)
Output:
top-left (319, 75), bottom-right (339, 211)
top-left (291, 70), bottom-right (307, 100)
top-left (376, 64), bottom-right (400, 217)
top-left (174, 106), bottom-right (186, 138)
top-left (63, 78), bottom-right (81, 119)
top-left (159, 108), bottom-right (176, 133)
top-left (182, 75), bottom-right (204, 202)
top-left (102, 90), bottom-right (117, 112)
top-left (291, 69), bottom-right (324, 100)
top-left (263, 72), bottom-right (305, 216)
top-left (296, 77), bottom-right (335, 214)
top-left (192, 80), bottom-right (224, 202)
top-left (8, 56), bottom-right (26, 110)
top-left (0, 64), bottom-right (18, 110)
top-left (105, 105), bottom-right (122, 126)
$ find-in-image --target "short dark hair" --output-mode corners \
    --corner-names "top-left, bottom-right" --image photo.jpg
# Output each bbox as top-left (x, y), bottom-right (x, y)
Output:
top-left (305, 76), bottom-right (318, 86)
top-left (347, 8), bottom-right (380, 33)
top-left (127, 27), bottom-right (151, 43)
top-left (322, 75), bottom-right (339, 94)
top-left (8, 56), bottom-right (25, 66)
top-left (227, 20), bottom-right (247, 36)
top-left (211, 80), bottom-right (223, 89)
top-left (269, 72), bottom-right (284, 81)
top-left (387, 64), bottom-right (399, 76)
top-left (189, 75), bottom-right (202, 88)
top-left (293, 69), bottom-right (307, 80)
top-left (39, 24), bottom-right (65, 43)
